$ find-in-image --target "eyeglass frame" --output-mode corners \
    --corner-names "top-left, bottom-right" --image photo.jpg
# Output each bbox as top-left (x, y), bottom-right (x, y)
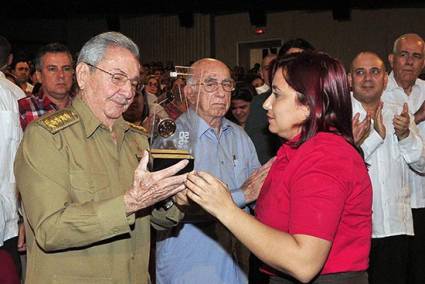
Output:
top-left (191, 78), bottom-right (236, 93)
top-left (84, 62), bottom-right (140, 89)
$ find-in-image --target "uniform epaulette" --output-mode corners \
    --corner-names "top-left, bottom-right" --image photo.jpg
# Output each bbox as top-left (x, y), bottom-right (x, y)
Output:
top-left (38, 109), bottom-right (80, 134)
top-left (127, 122), bottom-right (148, 135)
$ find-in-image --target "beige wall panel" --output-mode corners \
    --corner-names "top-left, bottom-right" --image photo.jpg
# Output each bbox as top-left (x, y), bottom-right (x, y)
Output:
top-left (121, 14), bottom-right (211, 66)
top-left (215, 9), bottom-right (425, 69)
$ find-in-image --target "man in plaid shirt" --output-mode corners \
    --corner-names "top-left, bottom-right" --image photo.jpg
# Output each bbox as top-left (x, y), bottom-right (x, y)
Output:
top-left (18, 43), bottom-right (74, 130)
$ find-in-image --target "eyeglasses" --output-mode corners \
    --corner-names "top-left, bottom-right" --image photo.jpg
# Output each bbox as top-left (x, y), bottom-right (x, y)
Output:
top-left (148, 81), bottom-right (159, 87)
top-left (353, 67), bottom-right (383, 77)
top-left (85, 62), bottom-right (139, 89)
top-left (195, 79), bottom-right (235, 93)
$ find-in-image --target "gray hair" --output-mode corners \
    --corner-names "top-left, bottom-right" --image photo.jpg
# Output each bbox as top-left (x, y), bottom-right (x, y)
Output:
top-left (77, 32), bottom-right (139, 66)
top-left (186, 58), bottom-right (211, 85)
top-left (392, 33), bottom-right (425, 54)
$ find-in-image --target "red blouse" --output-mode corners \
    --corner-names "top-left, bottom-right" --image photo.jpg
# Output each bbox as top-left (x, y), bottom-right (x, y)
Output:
top-left (255, 132), bottom-right (372, 275)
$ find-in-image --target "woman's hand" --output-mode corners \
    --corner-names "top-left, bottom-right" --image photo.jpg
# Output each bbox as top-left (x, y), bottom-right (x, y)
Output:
top-left (185, 171), bottom-right (237, 220)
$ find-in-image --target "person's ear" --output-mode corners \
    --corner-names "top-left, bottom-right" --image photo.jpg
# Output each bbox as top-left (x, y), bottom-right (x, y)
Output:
top-left (184, 84), bottom-right (196, 106)
top-left (7, 54), bottom-right (13, 66)
top-left (76, 62), bottom-right (90, 90)
top-left (348, 73), bottom-right (353, 88)
top-left (36, 70), bottom-right (42, 83)
top-left (383, 71), bottom-right (389, 89)
top-left (388, 54), bottom-right (394, 69)
top-left (300, 104), bottom-right (310, 121)
top-left (302, 105), bottom-right (310, 120)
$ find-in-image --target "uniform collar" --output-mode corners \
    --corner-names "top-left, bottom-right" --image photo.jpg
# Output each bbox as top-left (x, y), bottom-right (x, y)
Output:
top-left (186, 108), bottom-right (232, 139)
top-left (72, 95), bottom-right (129, 138)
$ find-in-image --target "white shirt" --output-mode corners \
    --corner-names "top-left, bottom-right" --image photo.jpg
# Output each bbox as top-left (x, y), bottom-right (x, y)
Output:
top-left (382, 72), bottom-right (425, 208)
top-left (255, 83), bottom-right (270, 95)
top-left (0, 71), bottom-right (24, 246)
top-left (0, 71), bottom-right (26, 101)
top-left (352, 95), bottom-right (425, 237)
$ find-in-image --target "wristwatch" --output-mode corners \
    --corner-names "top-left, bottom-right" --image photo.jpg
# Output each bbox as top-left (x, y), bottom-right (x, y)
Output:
top-left (162, 198), bottom-right (174, 210)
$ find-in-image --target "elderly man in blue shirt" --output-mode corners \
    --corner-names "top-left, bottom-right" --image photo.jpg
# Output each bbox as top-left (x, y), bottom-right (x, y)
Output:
top-left (155, 58), bottom-right (265, 284)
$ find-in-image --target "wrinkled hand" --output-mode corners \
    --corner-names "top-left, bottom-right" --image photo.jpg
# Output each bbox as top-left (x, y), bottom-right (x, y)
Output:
top-left (242, 157), bottom-right (275, 203)
top-left (17, 223), bottom-right (26, 252)
top-left (414, 100), bottom-right (425, 124)
top-left (393, 103), bottom-right (410, 141)
top-left (124, 150), bottom-right (188, 215)
top-left (373, 101), bottom-right (386, 139)
top-left (352, 112), bottom-right (371, 146)
top-left (186, 171), bottom-right (236, 219)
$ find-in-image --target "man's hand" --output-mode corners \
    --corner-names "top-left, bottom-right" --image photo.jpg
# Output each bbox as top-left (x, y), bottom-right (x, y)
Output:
top-left (242, 157), bottom-right (275, 203)
top-left (393, 103), bottom-right (410, 141)
top-left (414, 100), bottom-right (425, 124)
top-left (124, 150), bottom-right (188, 215)
top-left (373, 101), bottom-right (386, 140)
top-left (352, 112), bottom-right (371, 146)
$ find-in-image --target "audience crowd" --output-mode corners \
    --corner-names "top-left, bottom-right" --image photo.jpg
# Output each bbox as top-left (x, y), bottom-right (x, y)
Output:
top-left (1, 31), bottom-right (425, 284)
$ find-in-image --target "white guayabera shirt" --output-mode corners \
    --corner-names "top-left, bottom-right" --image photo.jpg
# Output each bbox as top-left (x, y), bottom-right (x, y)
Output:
top-left (0, 72), bottom-right (24, 246)
top-left (352, 94), bottom-right (425, 238)
top-left (382, 72), bottom-right (425, 209)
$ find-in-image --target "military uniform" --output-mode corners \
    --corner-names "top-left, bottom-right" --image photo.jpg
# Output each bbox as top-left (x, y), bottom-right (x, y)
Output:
top-left (15, 96), bottom-right (183, 284)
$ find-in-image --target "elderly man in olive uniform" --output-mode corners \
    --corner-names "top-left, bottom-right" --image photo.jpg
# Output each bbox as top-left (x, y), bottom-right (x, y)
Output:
top-left (15, 32), bottom-right (188, 283)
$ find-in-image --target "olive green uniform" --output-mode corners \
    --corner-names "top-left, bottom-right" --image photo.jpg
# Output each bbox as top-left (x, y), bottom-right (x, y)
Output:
top-left (15, 96), bottom-right (182, 284)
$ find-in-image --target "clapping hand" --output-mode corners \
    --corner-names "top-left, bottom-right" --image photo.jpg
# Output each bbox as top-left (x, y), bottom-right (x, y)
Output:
top-left (393, 103), bottom-right (410, 141)
top-left (414, 100), bottom-right (425, 124)
top-left (352, 112), bottom-right (371, 146)
top-left (373, 101), bottom-right (386, 140)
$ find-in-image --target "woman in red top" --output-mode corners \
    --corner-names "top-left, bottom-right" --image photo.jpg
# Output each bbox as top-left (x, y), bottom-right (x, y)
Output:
top-left (185, 52), bottom-right (372, 284)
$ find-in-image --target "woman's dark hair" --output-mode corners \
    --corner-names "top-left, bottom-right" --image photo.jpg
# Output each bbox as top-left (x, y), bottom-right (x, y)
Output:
top-left (273, 51), bottom-right (362, 157)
